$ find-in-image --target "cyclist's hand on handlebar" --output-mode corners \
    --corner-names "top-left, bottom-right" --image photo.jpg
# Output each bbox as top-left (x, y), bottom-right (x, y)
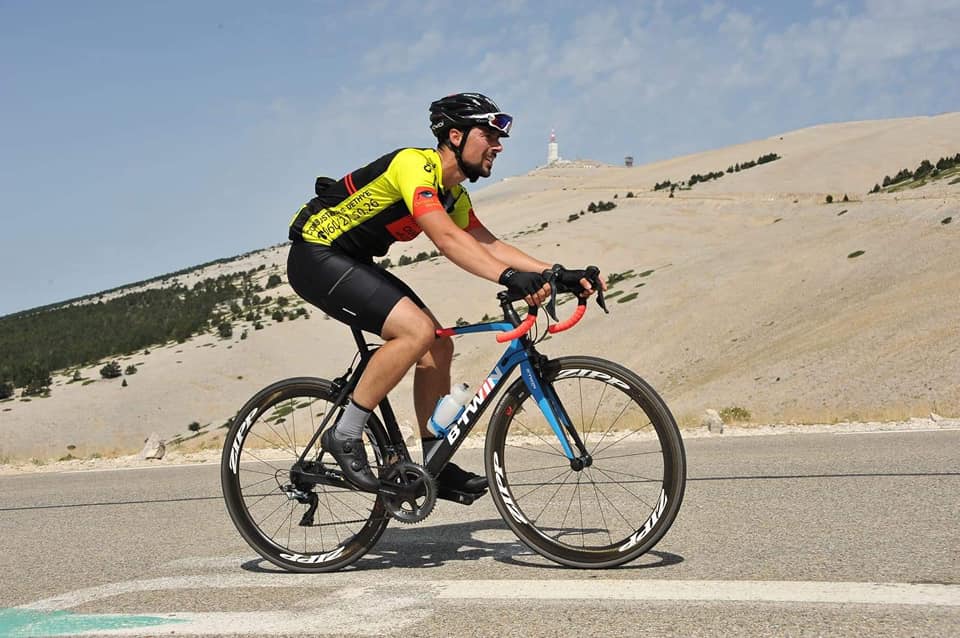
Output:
top-left (499, 268), bottom-right (551, 307)
top-left (543, 265), bottom-right (608, 297)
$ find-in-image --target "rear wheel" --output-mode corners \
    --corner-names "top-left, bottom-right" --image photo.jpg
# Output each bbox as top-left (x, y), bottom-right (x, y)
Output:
top-left (221, 377), bottom-right (389, 572)
top-left (484, 357), bottom-right (685, 568)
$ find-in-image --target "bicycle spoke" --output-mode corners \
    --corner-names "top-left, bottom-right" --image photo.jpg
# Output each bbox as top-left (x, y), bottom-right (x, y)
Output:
top-left (531, 468), bottom-right (575, 526)
top-left (593, 465), bottom-right (662, 484)
top-left (513, 466), bottom-right (573, 501)
top-left (243, 429), bottom-right (298, 464)
top-left (510, 416), bottom-right (566, 456)
top-left (503, 462), bottom-right (572, 475)
top-left (503, 441), bottom-right (566, 459)
top-left (592, 417), bottom-right (654, 458)
top-left (588, 471), bottom-right (613, 546)
top-left (240, 474), bottom-right (281, 493)
top-left (591, 465), bottom-right (656, 510)
top-left (585, 467), bottom-right (637, 532)
top-left (592, 449), bottom-right (662, 462)
top-left (586, 382), bottom-right (608, 437)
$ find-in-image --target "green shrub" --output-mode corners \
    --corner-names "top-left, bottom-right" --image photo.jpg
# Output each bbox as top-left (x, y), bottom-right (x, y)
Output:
top-left (719, 406), bottom-right (751, 422)
top-left (124, 365), bottom-right (137, 375)
top-left (217, 322), bottom-right (233, 339)
top-left (825, 195), bottom-right (833, 204)
top-left (265, 274), bottom-right (283, 288)
top-left (617, 292), bottom-right (639, 303)
top-left (848, 250), bottom-right (865, 259)
top-left (188, 421), bottom-right (201, 432)
top-left (0, 382), bottom-right (14, 400)
top-left (100, 361), bottom-right (122, 379)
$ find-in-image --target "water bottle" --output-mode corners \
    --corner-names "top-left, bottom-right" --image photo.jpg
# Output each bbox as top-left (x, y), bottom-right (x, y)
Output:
top-left (428, 383), bottom-right (472, 436)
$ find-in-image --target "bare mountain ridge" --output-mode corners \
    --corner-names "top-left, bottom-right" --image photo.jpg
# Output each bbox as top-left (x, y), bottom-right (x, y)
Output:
top-left (1, 113), bottom-right (957, 462)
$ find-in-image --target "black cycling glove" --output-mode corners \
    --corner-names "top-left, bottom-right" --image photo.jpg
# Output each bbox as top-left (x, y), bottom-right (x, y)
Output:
top-left (499, 268), bottom-right (547, 297)
top-left (543, 264), bottom-right (593, 294)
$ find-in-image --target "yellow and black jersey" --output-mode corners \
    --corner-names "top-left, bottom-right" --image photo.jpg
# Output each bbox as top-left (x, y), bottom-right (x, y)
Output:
top-left (289, 147), bottom-right (483, 258)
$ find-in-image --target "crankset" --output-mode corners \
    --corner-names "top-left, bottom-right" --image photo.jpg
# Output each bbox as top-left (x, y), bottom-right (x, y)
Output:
top-left (379, 461), bottom-right (437, 524)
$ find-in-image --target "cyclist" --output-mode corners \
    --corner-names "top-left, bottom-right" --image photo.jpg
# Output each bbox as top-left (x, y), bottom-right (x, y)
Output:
top-left (287, 92), bottom-right (603, 500)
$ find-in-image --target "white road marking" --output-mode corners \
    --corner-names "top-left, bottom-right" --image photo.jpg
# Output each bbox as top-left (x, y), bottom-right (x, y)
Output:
top-left (833, 428), bottom-right (959, 436)
top-left (21, 573), bottom-right (960, 613)
top-left (17, 572), bottom-right (959, 636)
top-left (436, 579), bottom-right (960, 606)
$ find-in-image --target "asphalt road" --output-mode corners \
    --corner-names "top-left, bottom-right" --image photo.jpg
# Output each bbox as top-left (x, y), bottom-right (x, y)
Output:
top-left (2, 428), bottom-right (958, 637)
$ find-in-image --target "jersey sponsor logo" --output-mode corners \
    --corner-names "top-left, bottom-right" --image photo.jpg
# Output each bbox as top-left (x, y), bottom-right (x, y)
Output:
top-left (411, 186), bottom-right (444, 218)
top-left (423, 162), bottom-right (433, 172)
top-left (385, 215), bottom-right (422, 241)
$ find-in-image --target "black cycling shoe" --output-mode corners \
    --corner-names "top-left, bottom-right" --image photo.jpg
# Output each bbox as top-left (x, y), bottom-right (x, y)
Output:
top-left (436, 462), bottom-right (488, 504)
top-left (321, 427), bottom-right (379, 492)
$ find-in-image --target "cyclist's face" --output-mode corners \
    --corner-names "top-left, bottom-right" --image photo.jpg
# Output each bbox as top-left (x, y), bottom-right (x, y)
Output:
top-left (461, 126), bottom-right (504, 177)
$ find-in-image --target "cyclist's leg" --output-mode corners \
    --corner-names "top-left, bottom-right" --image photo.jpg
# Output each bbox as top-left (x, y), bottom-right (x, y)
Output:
top-left (287, 243), bottom-right (435, 490)
top-left (371, 271), bottom-right (486, 497)
top-left (412, 308), bottom-right (453, 439)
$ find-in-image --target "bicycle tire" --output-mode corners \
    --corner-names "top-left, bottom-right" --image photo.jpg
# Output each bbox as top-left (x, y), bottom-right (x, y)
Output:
top-left (484, 356), bottom-right (685, 568)
top-left (221, 377), bottom-right (390, 573)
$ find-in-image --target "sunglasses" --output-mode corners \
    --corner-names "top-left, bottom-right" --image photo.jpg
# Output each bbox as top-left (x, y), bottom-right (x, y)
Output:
top-left (481, 112), bottom-right (513, 136)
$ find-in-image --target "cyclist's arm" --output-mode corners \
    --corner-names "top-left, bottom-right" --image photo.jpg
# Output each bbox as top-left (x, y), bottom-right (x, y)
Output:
top-left (416, 210), bottom-right (511, 282)
top-left (469, 217), bottom-right (607, 296)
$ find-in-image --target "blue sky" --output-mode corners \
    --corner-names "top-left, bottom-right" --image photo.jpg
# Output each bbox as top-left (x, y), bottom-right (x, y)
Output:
top-left (2, 0), bottom-right (958, 316)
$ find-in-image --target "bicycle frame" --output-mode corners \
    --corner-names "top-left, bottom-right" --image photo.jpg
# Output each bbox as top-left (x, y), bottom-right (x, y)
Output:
top-left (423, 317), bottom-right (586, 476)
top-left (293, 297), bottom-right (593, 483)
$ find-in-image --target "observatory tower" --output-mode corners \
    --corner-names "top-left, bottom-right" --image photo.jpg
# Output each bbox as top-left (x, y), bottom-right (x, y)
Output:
top-left (547, 129), bottom-right (559, 165)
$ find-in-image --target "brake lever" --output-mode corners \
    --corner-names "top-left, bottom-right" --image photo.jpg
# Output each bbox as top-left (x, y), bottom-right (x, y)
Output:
top-left (585, 266), bottom-right (609, 314)
top-left (544, 269), bottom-right (559, 322)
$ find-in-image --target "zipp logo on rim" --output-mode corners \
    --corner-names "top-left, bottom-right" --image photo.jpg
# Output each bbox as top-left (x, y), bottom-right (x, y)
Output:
top-left (280, 546), bottom-right (347, 564)
top-left (229, 410), bottom-right (258, 474)
top-left (493, 451), bottom-right (528, 525)
top-left (555, 368), bottom-right (630, 390)
top-left (618, 489), bottom-right (668, 552)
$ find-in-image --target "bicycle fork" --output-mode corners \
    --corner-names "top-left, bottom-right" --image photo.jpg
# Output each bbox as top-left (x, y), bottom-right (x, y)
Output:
top-left (522, 354), bottom-right (593, 471)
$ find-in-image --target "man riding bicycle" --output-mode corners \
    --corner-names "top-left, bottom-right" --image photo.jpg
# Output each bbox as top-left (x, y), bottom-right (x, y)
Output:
top-left (287, 92), bottom-right (602, 501)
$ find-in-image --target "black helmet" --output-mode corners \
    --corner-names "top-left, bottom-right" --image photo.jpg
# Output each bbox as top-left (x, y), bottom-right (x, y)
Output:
top-left (429, 92), bottom-right (513, 140)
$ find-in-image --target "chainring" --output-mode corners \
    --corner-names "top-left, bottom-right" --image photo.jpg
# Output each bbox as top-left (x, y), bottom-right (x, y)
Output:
top-left (380, 460), bottom-right (437, 524)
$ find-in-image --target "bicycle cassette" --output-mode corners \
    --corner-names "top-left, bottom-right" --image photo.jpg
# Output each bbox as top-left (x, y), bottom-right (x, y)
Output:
top-left (379, 461), bottom-right (436, 524)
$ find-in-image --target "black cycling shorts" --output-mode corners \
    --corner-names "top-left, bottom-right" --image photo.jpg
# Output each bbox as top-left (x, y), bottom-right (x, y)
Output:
top-left (287, 241), bottom-right (426, 335)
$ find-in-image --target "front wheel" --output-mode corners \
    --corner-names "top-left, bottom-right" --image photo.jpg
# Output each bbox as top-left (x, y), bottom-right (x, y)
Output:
top-left (485, 356), bottom-right (686, 568)
top-left (220, 377), bottom-right (390, 573)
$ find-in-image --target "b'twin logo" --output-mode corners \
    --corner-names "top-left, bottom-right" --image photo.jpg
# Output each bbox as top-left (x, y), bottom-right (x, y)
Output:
top-left (445, 367), bottom-right (502, 445)
top-left (493, 451), bottom-right (528, 525)
top-left (280, 546), bottom-right (347, 564)
top-left (618, 489), bottom-right (668, 552)
top-left (229, 410), bottom-right (258, 474)
top-left (555, 368), bottom-right (631, 390)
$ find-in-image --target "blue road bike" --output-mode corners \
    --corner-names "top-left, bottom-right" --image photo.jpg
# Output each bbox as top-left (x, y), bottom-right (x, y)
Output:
top-left (221, 268), bottom-right (686, 571)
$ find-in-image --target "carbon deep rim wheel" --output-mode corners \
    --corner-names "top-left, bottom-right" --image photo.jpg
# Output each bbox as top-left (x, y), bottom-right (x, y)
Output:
top-left (484, 356), bottom-right (686, 568)
top-left (221, 377), bottom-right (389, 573)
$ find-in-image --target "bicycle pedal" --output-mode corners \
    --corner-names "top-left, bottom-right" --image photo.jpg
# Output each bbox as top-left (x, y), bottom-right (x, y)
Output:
top-left (437, 488), bottom-right (488, 505)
